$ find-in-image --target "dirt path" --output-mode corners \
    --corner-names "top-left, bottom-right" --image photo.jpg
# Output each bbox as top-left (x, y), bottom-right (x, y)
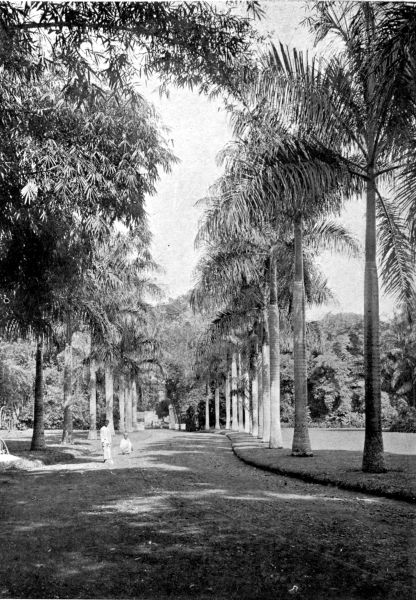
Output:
top-left (0, 430), bottom-right (414, 599)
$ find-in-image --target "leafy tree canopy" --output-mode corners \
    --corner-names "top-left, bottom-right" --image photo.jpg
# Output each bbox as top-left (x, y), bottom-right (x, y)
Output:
top-left (0, 2), bottom-right (260, 94)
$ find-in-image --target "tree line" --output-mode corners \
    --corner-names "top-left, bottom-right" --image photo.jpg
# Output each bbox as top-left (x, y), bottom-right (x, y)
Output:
top-left (191, 3), bottom-right (416, 473)
top-left (0, 2), bottom-right (258, 448)
top-left (0, 3), bottom-right (415, 476)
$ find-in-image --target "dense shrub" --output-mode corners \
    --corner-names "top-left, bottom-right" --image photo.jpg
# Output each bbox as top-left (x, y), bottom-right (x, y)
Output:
top-left (390, 406), bottom-right (416, 432)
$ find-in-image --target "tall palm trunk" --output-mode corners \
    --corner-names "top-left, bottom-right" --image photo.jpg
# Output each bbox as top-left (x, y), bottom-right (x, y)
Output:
top-left (262, 308), bottom-right (271, 444)
top-left (231, 351), bottom-right (238, 431)
top-left (205, 382), bottom-right (210, 430)
top-left (105, 364), bottom-right (115, 434)
top-left (251, 338), bottom-right (259, 437)
top-left (362, 165), bottom-right (384, 471)
top-left (215, 383), bottom-right (220, 430)
top-left (238, 352), bottom-right (244, 432)
top-left (88, 356), bottom-right (97, 440)
top-left (257, 342), bottom-right (264, 439)
top-left (362, 4), bottom-right (384, 473)
top-left (225, 359), bottom-right (231, 430)
top-left (269, 255), bottom-right (283, 448)
top-left (62, 315), bottom-right (73, 444)
top-left (125, 376), bottom-right (132, 432)
top-left (131, 377), bottom-right (138, 430)
top-left (118, 373), bottom-right (125, 433)
top-left (292, 214), bottom-right (312, 456)
top-left (31, 334), bottom-right (45, 451)
top-left (243, 366), bottom-right (250, 433)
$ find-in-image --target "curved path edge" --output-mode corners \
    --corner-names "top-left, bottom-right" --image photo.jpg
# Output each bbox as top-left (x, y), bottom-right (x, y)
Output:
top-left (225, 432), bottom-right (416, 504)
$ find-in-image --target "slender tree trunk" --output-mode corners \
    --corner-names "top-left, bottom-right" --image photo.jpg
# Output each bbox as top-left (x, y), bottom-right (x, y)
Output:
top-left (362, 5), bottom-right (385, 472)
top-left (131, 377), bottom-right (138, 430)
top-left (62, 316), bottom-right (73, 444)
top-left (215, 383), bottom-right (220, 430)
top-left (251, 340), bottom-right (259, 437)
top-left (125, 376), bottom-right (133, 432)
top-left (362, 164), bottom-right (384, 471)
top-left (31, 334), bottom-right (45, 451)
top-left (292, 214), bottom-right (313, 456)
top-left (243, 366), bottom-right (250, 433)
top-left (269, 255), bottom-right (283, 448)
top-left (118, 373), bottom-right (125, 433)
top-left (248, 369), bottom-right (253, 435)
top-left (105, 364), bottom-right (115, 434)
top-left (205, 382), bottom-right (210, 430)
top-left (238, 352), bottom-right (244, 432)
top-left (225, 360), bottom-right (231, 430)
top-left (257, 345), bottom-right (264, 439)
top-left (88, 356), bottom-right (97, 440)
top-left (262, 308), bottom-right (271, 444)
top-left (231, 351), bottom-right (238, 431)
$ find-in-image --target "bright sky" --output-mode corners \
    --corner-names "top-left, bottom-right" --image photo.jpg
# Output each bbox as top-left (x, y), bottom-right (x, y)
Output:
top-left (144, 0), bottom-right (396, 320)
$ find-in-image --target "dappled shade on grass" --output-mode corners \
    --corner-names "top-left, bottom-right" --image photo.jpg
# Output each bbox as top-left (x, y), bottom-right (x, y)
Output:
top-left (0, 430), bottom-right (414, 599)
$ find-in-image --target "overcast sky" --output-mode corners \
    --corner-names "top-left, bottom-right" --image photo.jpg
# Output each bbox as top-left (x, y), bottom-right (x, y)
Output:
top-left (143, 0), bottom-right (396, 320)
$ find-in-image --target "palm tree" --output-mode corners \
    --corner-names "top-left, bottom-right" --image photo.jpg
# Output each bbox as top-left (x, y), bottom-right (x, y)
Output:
top-left (248, 3), bottom-right (416, 469)
top-left (195, 123), bottom-right (360, 454)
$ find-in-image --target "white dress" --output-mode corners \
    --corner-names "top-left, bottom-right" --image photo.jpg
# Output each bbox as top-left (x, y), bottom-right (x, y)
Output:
top-left (100, 425), bottom-right (112, 461)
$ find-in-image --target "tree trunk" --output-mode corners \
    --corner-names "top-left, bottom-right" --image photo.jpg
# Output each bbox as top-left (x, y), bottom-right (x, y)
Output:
top-left (262, 309), bottom-right (271, 444)
top-left (125, 376), bottom-right (132, 432)
top-left (61, 315), bottom-right (73, 444)
top-left (225, 361), bottom-right (231, 430)
top-left (31, 334), bottom-right (45, 451)
top-left (257, 346), bottom-right (264, 439)
top-left (118, 373), bottom-right (125, 433)
top-left (238, 352), bottom-right (244, 432)
top-left (269, 255), bottom-right (283, 448)
top-left (251, 341), bottom-right (259, 438)
top-left (292, 215), bottom-right (313, 456)
top-left (361, 5), bottom-right (385, 472)
top-left (105, 364), bottom-right (115, 434)
top-left (231, 351), bottom-right (238, 431)
top-left (215, 383), bottom-right (220, 430)
top-left (243, 367), bottom-right (250, 433)
top-left (205, 382), bottom-right (210, 430)
top-left (131, 377), bottom-right (138, 430)
top-left (87, 356), bottom-right (97, 440)
top-left (362, 164), bottom-right (385, 471)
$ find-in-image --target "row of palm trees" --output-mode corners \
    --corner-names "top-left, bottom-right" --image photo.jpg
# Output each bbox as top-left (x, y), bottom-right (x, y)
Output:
top-left (27, 228), bottom-right (163, 448)
top-left (192, 3), bottom-right (416, 473)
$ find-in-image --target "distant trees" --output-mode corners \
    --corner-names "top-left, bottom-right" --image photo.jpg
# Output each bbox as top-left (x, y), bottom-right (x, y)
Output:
top-left (153, 295), bottom-right (208, 427)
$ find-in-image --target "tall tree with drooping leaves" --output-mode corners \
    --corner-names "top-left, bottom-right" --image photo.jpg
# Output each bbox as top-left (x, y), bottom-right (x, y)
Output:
top-left (248, 2), bottom-right (416, 470)
top-left (195, 115), bottom-right (360, 452)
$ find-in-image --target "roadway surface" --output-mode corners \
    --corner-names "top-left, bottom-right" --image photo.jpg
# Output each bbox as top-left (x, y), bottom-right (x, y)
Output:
top-left (0, 429), bottom-right (414, 599)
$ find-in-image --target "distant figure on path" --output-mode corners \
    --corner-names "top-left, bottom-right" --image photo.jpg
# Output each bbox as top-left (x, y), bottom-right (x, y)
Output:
top-left (120, 432), bottom-right (133, 455)
top-left (100, 419), bottom-right (113, 463)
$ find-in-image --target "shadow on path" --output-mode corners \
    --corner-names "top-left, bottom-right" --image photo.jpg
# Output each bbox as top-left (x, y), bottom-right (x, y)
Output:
top-left (0, 430), bottom-right (414, 600)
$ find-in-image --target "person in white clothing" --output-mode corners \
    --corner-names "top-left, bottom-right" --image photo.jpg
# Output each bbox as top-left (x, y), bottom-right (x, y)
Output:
top-left (120, 432), bottom-right (133, 455)
top-left (100, 419), bottom-right (113, 463)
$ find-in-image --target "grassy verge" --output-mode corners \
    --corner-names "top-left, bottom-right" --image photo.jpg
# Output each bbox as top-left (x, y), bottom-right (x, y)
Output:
top-left (227, 432), bottom-right (416, 503)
